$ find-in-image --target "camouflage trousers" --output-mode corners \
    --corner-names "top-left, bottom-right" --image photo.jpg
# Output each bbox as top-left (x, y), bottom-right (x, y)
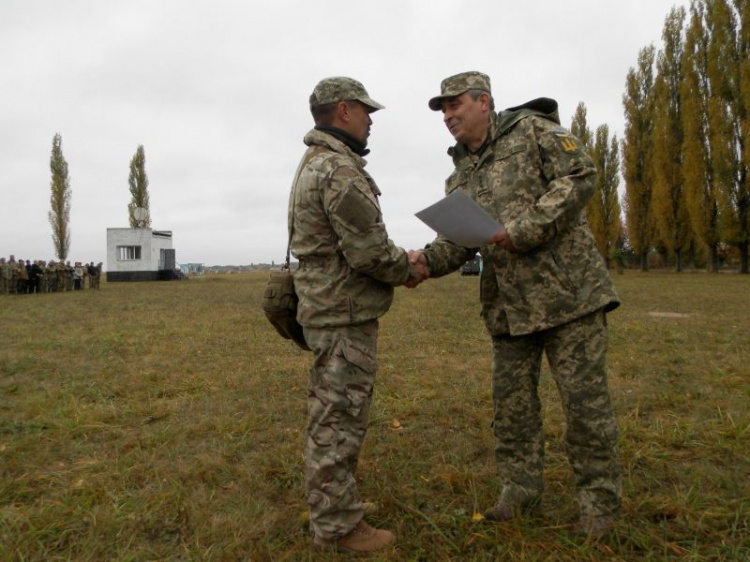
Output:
top-left (491, 309), bottom-right (621, 518)
top-left (302, 319), bottom-right (378, 540)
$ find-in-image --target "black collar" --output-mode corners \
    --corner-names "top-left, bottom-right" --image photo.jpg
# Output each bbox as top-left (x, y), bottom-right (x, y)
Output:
top-left (315, 126), bottom-right (370, 156)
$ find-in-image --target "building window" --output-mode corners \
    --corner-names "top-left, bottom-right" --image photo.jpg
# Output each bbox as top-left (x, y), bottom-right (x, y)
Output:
top-left (118, 246), bottom-right (142, 260)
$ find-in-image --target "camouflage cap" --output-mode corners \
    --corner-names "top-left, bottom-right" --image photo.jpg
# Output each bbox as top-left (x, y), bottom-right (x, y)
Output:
top-left (428, 71), bottom-right (492, 111)
top-left (310, 77), bottom-right (385, 111)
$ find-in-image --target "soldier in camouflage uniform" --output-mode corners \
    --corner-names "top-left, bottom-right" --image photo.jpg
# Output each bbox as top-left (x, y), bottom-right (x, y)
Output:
top-left (16, 258), bottom-right (29, 294)
top-left (66, 261), bottom-right (75, 291)
top-left (289, 76), bottom-right (426, 555)
top-left (412, 72), bottom-right (621, 538)
top-left (8, 256), bottom-right (17, 294)
top-left (45, 261), bottom-right (57, 293)
top-left (89, 262), bottom-right (102, 289)
top-left (56, 261), bottom-right (67, 292)
top-left (0, 258), bottom-right (9, 294)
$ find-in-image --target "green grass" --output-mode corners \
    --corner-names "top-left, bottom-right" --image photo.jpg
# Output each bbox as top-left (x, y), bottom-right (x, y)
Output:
top-left (1, 272), bottom-right (748, 561)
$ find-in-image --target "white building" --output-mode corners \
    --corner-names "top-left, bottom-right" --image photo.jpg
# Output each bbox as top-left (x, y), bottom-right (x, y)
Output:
top-left (106, 228), bottom-right (180, 281)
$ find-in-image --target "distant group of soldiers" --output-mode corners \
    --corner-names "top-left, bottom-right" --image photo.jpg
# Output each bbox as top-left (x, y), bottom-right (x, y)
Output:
top-left (0, 255), bottom-right (103, 295)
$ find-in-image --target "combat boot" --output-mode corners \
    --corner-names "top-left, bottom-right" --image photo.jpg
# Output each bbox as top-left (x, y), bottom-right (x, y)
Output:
top-left (313, 519), bottom-right (395, 554)
top-left (362, 501), bottom-right (379, 515)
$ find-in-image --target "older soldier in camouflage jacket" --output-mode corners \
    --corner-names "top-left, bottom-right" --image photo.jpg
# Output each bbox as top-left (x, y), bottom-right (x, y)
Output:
top-left (412, 71), bottom-right (621, 538)
top-left (289, 76), bottom-right (424, 555)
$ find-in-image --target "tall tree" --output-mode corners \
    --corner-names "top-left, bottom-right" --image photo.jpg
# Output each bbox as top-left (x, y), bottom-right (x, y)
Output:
top-left (741, 0), bottom-right (750, 268)
top-left (48, 133), bottom-right (71, 261)
top-left (706, 0), bottom-right (749, 272)
top-left (591, 125), bottom-right (623, 268)
top-left (682, 0), bottom-right (722, 271)
top-left (570, 102), bottom-right (594, 151)
top-left (740, 0), bottom-right (750, 229)
top-left (128, 145), bottom-right (151, 228)
top-left (570, 103), bottom-right (611, 263)
top-left (622, 45), bottom-right (657, 271)
top-left (652, 7), bottom-right (692, 271)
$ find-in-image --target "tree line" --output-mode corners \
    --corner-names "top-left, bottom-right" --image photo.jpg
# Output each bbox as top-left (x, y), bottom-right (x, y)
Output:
top-left (578, 0), bottom-right (748, 273)
top-left (48, 136), bottom-right (152, 261)
top-left (47, 2), bottom-right (747, 273)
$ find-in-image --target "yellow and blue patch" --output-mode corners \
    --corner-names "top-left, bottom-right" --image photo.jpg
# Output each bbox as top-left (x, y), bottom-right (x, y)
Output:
top-left (552, 130), bottom-right (581, 155)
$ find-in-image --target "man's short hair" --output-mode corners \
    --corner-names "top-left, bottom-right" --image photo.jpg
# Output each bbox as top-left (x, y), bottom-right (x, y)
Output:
top-left (309, 95), bottom-right (338, 126)
top-left (468, 89), bottom-right (495, 111)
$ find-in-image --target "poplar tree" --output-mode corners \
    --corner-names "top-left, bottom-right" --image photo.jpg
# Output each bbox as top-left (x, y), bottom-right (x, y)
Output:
top-left (743, 0), bottom-right (750, 269)
top-left (591, 125), bottom-right (623, 268)
top-left (652, 7), bottom-right (692, 271)
top-left (622, 45), bottom-right (657, 271)
top-left (570, 102), bottom-right (594, 150)
top-left (570, 103), bottom-right (605, 259)
top-left (706, 0), bottom-right (749, 273)
top-left (128, 145), bottom-right (151, 228)
top-left (682, 0), bottom-right (722, 271)
top-left (48, 133), bottom-right (71, 260)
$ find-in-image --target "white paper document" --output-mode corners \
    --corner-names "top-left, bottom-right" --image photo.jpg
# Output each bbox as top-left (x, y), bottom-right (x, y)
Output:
top-left (415, 189), bottom-right (502, 248)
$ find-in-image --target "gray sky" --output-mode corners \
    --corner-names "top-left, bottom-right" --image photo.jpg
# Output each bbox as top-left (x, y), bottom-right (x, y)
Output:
top-left (0, 0), bottom-right (688, 267)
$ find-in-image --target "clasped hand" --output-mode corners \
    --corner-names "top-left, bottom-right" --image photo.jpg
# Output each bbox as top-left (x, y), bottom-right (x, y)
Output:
top-left (405, 250), bottom-right (430, 288)
top-left (404, 229), bottom-right (514, 289)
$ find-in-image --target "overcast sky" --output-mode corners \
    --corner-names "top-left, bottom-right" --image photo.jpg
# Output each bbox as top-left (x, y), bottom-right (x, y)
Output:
top-left (0, 0), bottom-right (688, 267)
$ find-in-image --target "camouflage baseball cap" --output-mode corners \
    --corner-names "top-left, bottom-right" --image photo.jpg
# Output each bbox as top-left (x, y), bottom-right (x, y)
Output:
top-left (310, 77), bottom-right (385, 111)
top-left (428, 71), bottom-right (492, 111)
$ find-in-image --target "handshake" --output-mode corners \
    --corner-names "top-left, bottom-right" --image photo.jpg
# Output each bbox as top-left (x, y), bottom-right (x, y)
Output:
top-left (405, 250), bottom-right (430, 289)
top-left (402, 227), bottom-right (514, 290)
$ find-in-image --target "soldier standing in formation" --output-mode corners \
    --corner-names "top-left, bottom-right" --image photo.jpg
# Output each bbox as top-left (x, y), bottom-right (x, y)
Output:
top-left (28, 260), bottom-right (42, 294)
top-left (88, 262), bottom-right (102, 289)
top-left (0, 256), bottom-right (102, 294)
top-left (0, 258), bottom-right (10, 294)
top-left (73, 262), bottom-right (84, 290)
top-left (15, 259), bottom-right (28, 294)
top-left (410, 71), bottom-right (622, 539)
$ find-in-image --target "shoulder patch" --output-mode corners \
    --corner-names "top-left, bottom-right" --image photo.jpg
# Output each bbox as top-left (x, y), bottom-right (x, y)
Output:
top-left (334, 188), bottom-right (379, 233)
top-left (551, 130), bottom-right (581, 155)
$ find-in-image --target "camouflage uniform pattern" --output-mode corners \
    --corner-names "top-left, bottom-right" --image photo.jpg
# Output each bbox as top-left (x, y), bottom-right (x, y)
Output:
top-left (423, 87), bottom-right (621, 518)
top-left (90, 263), bottom-right (102, 289)
top-left (491, 309), bottom-right (620, 517)
top-left (290, 129), bottom-right (411, 328)
top-left (310, 76), bottom-right (385, 111)
top-left (290, 82), bottom-right (411, 541)
top-left (302, 320), bottom-right (377, 540)
top-left (0, 257), bottom-right (101, 295)
top-left (65, 262), bottom-right (74, 291)
top-left (424, 104), bottom-right (619, 336)
top-left (15, 260), bottom-right (28, 294)
top-left (45, 262), bottom-right (57, 293)
top-left (428, 71), bottom-right (492, 110)
top-left (9, 259), bottom-right (17, 293)
top-left (56, 262), bottom-right (66, 292)
top-left (0, 259), bottom-right (10, 294)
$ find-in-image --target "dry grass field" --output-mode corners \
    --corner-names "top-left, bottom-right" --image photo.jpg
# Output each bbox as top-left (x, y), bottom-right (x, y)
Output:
top-left (1, 271), bottom-right (748, 561)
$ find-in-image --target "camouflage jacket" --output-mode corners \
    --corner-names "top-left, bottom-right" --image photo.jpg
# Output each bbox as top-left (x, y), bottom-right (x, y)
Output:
top-left (423, 98), bottom-right (619, 336)
top-left (289, 128), bottom-right (412, 328)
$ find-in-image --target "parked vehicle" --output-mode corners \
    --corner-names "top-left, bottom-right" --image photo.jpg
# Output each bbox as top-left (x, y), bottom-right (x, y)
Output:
top-left (460, 254), bottom-right (482, 276)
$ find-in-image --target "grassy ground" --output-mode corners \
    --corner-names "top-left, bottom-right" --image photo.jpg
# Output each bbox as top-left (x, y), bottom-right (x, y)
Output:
top-left (1, 271), bottom-right (748, 561)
